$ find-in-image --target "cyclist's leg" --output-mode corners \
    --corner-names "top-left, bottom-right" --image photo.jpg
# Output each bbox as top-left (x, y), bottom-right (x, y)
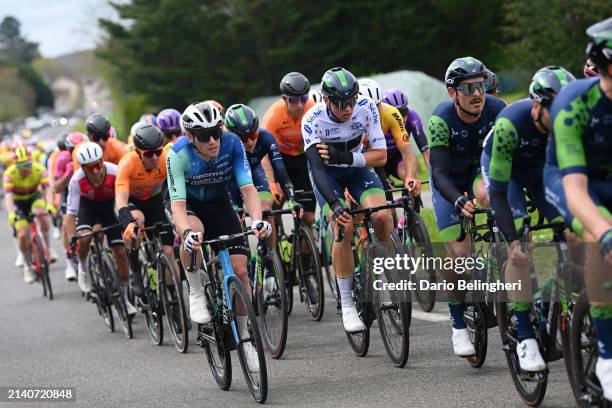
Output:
top-left (252, 165), bottom-right (275, 248)
top-left (284, 153), bottom-right (315, 227)
top-left (141, 194), bottom-right (178, 285)
top-left (14, 203), bottom-right (34, 282)
top-left (350, 167), bottom-right (393, 242)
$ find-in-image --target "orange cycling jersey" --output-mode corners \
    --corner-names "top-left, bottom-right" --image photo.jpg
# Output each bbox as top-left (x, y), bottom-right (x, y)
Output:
top-left (363, 102), bottom-right (410, 150)
top-left (261, 98), bottom-right (315, 156)
top-left (47, 150), bottom-right (60, 179)
top-left (72, 138), bottom-right (127, 169)
top-left (115, 150), bottom-right (167, 201)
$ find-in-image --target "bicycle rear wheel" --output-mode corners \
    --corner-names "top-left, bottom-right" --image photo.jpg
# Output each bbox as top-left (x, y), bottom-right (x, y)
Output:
top-left (403, 213), bottom-right (435, 312)
top-left (464, 302), bottom-right (488, 368)
top-left (345, 239), bottom-right (371, 357)
top-left (102, 252), bottom-right (133, 339)
top-left (32, 234), bottom-right (52, 300)
top-left (229, 276), bottom-right (268, 403)
top-left (159, 252), bottom-right (188, 353)
top-left (256, 246), bottom-right (288, 359)
top-left (297, 227), bottom-right (325, 321)
top-left (321, 219), bottom-right (338, 300)
top-left (144, 284), bottom-right (163, 346)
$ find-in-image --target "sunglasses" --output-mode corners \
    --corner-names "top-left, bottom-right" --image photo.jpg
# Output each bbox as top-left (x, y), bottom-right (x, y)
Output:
top-left (456, 81), bottom-right (485, 96)
top-left (163, 129), bottom-right (181, 138)
top-left (330, 95), bottom-right (358, 110)
top-left (140, 148), bottom-right (163, 158)
top-left (83, 161), bottom-right (103, 172)
top-left (190, 127), bottom-right (222, 143)
top-left (90, 132), bottom-right (109, 142)
top-left (398, 106), bottom-right (409, 117)
top-left (16, 161), bottom-right (32, 169)
top-left (285, 95), bottom-right (309, 104)
top-left (239, 131), bottom-right (259, 142)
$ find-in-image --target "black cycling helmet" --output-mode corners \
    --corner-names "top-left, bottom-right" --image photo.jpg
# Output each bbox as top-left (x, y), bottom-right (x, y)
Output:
top-left (484, 69), bottom-right (499, 94)
top-left (224, 104), bottom-right (259, 136)
top-left (586, 17), bottom-right (612, 72)
top-left (132, 123), bottom-right (164, 150)
top-left (445, 57), bottom-right (487, 87)
top-left (85, 113), bottom-right (111, 138)
top-left (529, 66), bottom-right (576, 108)
top-left (280, 72), bottom-right (310, 96)
top-left (320, 67), bottom-right (359, 100)
top-left (57, 134), bottom-right (68, 151)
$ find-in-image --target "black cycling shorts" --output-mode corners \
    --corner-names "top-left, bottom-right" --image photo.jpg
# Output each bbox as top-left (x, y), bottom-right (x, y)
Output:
top-left (281, 153), bottom-right (316, 212)
top-left (165, 196), bottom-right (249, 256)
top-left (77, 198), bottom-right (123, 246)
top-left (128, 194), bottom-right (174, 246)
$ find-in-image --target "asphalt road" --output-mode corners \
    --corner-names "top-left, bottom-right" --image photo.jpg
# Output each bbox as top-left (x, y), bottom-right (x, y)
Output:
top-left (0, 220), bottom-right (577, 408)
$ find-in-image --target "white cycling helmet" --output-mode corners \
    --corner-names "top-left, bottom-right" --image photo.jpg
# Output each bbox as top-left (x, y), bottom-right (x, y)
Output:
top-left (309, 89), bottom-right (323, 103)
top-left (76, 142), bottom-right (103, 165)
top-left (181, 101), bottom-right (223, 131)
top-left (358, 78), bottom-right (382, 104)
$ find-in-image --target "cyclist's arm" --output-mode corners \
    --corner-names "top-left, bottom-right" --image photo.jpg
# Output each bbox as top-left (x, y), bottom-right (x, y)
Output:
top-left (305, 145), bottom-right (338, 206)
top-left (260, 155), bottom-right (277, 186)
top-left (364, 100), bottom-right (387, 168)
top-left (53, 160), bottom-right (73, 193)
top-left (407, 110), bottom-right (429, 153)
top-left (166, 149), bottom-right (190, 237)
top-left (114, 158), bottom-right (132, 219)
top-left (265, 135), bottom-right (294, 199)
top-left (40, 169), bottom-right (53, 208)
top-left (241, 184), bottom-right (263, 221)
top-left (65, 175), bottom-right (80, 238)
top-left (428, 115), bottom-right (463, 203)
top-left (397, 143), bottom-right (418, 180)
top-left (488, 120), bottom-right (519, 240)
top-left (3, 172), bottom-right (16, 213)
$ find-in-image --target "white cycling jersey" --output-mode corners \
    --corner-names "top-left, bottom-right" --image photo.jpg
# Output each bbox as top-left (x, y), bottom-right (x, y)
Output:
top-left (301, 96), bottom-right (386, 166)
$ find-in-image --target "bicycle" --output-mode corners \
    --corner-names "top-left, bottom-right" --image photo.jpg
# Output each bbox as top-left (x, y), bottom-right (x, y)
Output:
top-left (248, 221), bottom-right (288, 359)
top-left (387, 184), bottom-right (436, 312)
top-left (336, 197), bottom-right (412, 368)
top-left (129, 222), bottom-right (189, 352)
top-left (71, 224), bottom-right (133, 339)
top-left (22, 212), bottom-right (53, 300)
top-left (456, 207), bottom-right (504, 369)
top-left (269, 204), bottom-right (325, 321)
top-left (496, 216), bottom-right (577, 406)
top-left (194, 230), bottom-right (268, 403)
top-left (316, 208), bottom-right (337, 301)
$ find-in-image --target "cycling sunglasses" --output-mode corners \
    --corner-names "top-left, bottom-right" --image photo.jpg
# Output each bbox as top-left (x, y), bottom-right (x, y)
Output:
top-left (330, 95), bottom-right (358, 110)
top-left (285, 95), bottom-right (309, 104)
top-left (190, 126), bottom-right (222, 143)
top-left (140, 148), bottom-right (163, 158)
top-left (239, 130), bottom-right (259, 142)
top-left (16, 161), bottom-right (32, 169)
top-left (398, 106), bottom-right (409, 117)
top-left (456, 81), bottom-right (485, 96)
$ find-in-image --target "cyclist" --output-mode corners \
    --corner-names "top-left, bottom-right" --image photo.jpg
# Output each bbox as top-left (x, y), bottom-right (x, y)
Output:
top-left (115, 124), bottom-right (177, 298)
top-left (482, 66), bottom-right (575, 372)
top-left (139, 113), bottom-right (157, 126)
top-left (156, 108), bottom-right (183, 146)
top-left (65, 142), bottom-right (135, 314)
top-left (358, 78), bottom-right (420, 197)
top-left (261, 72), bottom-right (316, 226)
top-left (3, 143), bottom-right (57, 283)
top-left (166, 101), bottom-right (271, 325)
top-left (544, 18), bottom-right (612, 398)
top-left (309, 89), bottom-right (323, 104)
top-left (73, 113), bottom-right (127, 169)
top-left (484, 68), bottom-right (500, 96)
top-left (54, 132), bottom-right (88, 281)
top-left (302, 67), bottom-right (392, 332)
top-left (428, 56), bottom-right (506, 357)
top-left (382, 88), bottom-right (429, 166)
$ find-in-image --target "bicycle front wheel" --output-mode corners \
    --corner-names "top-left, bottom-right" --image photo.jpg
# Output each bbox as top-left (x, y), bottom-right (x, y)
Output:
top-left (297, 227), bottom-right (325, 321)
top-left (102, 252), bottom-right (133, 339)
top-left (404, 213), bottom-right (435, 312)
top-left (256, 246), bottom-right (288, 359)
top-left (229, 276), bottom-right (268, 403)
top-left (32, 234), bottom-right (52, 300)
top-left (159, 252), bottom-right (189, 353)
top-left (88, 253), bottom-right (114, 332)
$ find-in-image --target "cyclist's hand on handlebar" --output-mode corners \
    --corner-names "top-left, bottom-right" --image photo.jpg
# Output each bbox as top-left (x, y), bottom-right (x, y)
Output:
top-left (122, 222), bottom-right (139, 242)
top-left (270, 182), bottom-right (283, 206)
top-left (600, 229), bottom-right (612, 265)
top-left (404, 176), bottom-right (421, 196)
top-left (288, 199), bottom-right (303, 218)
top-left (508, 240), bottom-right (529, 268)
top-left (251, 220), bottom-right (272, 239)
top-left (331, 200), bottom-right (351, 228)
top-left (454, 195), bottom-right (477, 218)
top-left (182, 229), bottom-right (202, 253)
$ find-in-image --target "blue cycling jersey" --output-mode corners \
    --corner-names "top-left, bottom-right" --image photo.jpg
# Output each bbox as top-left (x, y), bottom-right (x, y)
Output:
top-left (166, 133), bottom-right (253, 202)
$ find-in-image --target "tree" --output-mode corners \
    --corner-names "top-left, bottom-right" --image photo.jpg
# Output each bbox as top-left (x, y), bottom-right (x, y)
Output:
top-left (0, 16), bottom-right (41, 63)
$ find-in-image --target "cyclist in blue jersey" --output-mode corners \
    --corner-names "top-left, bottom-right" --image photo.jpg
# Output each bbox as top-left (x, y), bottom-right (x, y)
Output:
top-left (544, 18), bottom-right (612, 398)
top-left (428, 56), bottom-right (506, 358)
top-left (482, 66), bottom-right (575, 372)
top-left (166, 101), bottom-right (271, 325)
top-left (303, 67), bottom-right (393, 333)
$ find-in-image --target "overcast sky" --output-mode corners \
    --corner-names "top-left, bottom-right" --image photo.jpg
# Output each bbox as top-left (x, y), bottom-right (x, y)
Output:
top-left (1, 0), bottom-right (123, 58)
